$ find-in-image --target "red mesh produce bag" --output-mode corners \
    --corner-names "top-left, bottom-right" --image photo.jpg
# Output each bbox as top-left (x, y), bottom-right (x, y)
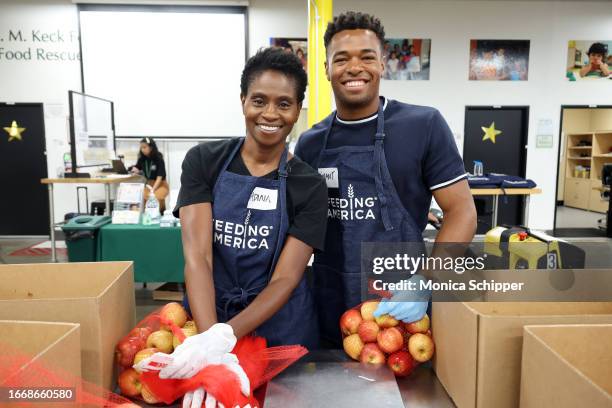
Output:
top-left (0, 341), bottom-right (139, 407)
top-left (115, 304), bottom-right (188, 373)
top-left (140, 335), bottom-right (308, 407)
top-left (115, 302), bottom-right (198, 404)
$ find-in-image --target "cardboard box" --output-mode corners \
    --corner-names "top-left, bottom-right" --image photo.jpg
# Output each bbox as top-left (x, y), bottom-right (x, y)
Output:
top-left (0, 320), bottom-right (81, 384)
top-left (432, 302), bottom-right (612, 408)
top-left (0, 262), bottom-right (135, 390)
top-left (520, 324), bottom-right (612, 408)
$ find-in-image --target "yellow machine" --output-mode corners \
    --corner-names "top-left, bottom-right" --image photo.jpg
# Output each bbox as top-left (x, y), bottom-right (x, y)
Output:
top-left (484, 226), bottom-right (585, 269)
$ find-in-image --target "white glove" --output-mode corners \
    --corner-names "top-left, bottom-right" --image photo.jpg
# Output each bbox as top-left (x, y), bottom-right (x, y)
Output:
top-left (183, 387), bottom-right (254, 408)
top-left (134, 323), bottom-right (251, 407)
top-left (159, 323), bottom-right (237, 379)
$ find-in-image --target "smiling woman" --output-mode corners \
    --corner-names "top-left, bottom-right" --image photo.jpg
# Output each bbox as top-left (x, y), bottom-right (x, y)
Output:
top-left (169, 47), bottom-right (328, 407)
top-left (241, 70), bottom-right (301, 153)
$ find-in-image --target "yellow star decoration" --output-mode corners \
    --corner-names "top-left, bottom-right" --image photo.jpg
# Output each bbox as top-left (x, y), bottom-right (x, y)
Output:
top-left (482, 122), bottom-right (502, 144)
top-left (4, 120), bottom-right (26, 142)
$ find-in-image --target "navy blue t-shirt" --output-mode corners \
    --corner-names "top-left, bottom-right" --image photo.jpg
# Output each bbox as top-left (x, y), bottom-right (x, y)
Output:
top-left (295, 98), bottom-right (467, 232)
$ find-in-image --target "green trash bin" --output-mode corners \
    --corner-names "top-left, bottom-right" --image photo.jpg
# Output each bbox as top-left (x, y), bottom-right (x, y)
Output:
top-left (61, 215), bottom-right (111, 262)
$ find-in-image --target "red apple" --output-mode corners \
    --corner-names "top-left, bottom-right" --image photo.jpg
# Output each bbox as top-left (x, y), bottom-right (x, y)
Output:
top-left (118, 368), bottom-right (141, 397)
top-left (377, 327), bottom-right (404, 354)
top-left (405, 314), bottom-right (430, 334)
top-left (360, 301), bottom-right (379, 321)
top-left (387, 350), bottom-right (416, 377)
top-left (160, 302), bottom-right (188, 330)
top-left (359, 343), bottom-right (386, 365)
top-left (375, 314), bottom-right (399, 328)
top-left (408, 333), bottom-right (435, 362)
top-left (146, 330), bottom-right (173, 353)
top-left (116, 337), bottom-right (144, 368)
top-left (394, 324), bottom-right (410, 349)
top-left (343, 333), bottom-right (364, 361)
top-left (132, 347), bottom-right (159, 372)
top-left (357, 320), bottom-right (380, 343)
top-left (141, 383), bottom-right (159, 404)
top-left (340, 309), bottom-right (363, 336)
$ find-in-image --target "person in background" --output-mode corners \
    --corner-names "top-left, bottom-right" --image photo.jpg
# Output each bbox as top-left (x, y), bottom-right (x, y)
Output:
top-left (386, 51), bottom-right (400, 80)
top-left (400, 43), bottom-right (412, 60)
top-left (130, 137), bottom-right (169, 212)
top-left (493, 48), bottom-right (506, 74)
top-left (399, 44), bottom-right (415, 80)
top-left (383, 40), bottom-right (391, 60)
top-left (474, 50), bottom-right (498, 80)
top-left (580, 42), bottom-right (610, 77)
top-left (393, 43), bottom-right (401, 57)
top-left (296, 47), bottom-right (307, 69)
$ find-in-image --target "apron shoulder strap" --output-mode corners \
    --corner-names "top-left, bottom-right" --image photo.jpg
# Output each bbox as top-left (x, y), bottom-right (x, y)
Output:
top-left (315, 112), bottom-right (338, 168)
top-left (221, 138), bottom-right (244, 173)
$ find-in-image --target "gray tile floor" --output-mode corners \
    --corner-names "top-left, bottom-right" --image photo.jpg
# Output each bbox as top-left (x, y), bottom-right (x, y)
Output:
top-left (556, 205), bottom-right (605, 229)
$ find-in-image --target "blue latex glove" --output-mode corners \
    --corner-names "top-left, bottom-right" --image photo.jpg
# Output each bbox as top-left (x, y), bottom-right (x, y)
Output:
top-left (373, 275), bottom-right (431, 323)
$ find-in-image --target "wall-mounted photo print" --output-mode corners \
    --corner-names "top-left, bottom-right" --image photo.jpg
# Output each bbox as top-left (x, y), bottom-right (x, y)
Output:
top-left (566, 41), bottom-right (611, 81)
top-left (469, 40), bottom-right (530, 81)
top-left (382, 38), bottom-right (431, 80)
top-left (270, 38), bottom-right (307, 70)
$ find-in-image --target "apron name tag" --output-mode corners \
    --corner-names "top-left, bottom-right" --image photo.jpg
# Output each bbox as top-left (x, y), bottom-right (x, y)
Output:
top-left (318, 167), bottom-right (339, 188)
top-left (247, 187), bottom-right (278, 210)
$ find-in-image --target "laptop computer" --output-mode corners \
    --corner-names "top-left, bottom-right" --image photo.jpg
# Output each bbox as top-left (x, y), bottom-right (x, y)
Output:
top-left (111, 159), bottom-right (128, 175)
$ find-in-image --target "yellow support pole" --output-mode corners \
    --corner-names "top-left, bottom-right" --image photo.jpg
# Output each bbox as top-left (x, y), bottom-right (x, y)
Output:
top-left (307, 0), bottom-right (333, 127)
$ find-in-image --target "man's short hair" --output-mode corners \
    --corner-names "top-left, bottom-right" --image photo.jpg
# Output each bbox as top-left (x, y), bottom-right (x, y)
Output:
top-left (323, 11), bottom-right (385, 52)
top-left (240, 47), bottom-right (307, 103)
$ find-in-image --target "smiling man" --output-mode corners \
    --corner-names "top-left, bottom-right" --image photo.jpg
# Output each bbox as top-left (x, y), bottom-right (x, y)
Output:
top-left (295, 11), bottom-right (477, 346)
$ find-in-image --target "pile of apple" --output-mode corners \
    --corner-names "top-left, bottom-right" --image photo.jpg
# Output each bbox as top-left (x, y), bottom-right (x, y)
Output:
top-left (116, 302), bottom-right (197, 403)
top-left (341, 300), bottom-right (435, 377)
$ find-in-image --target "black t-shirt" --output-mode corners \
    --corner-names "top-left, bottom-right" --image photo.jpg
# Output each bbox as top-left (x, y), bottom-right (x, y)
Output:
top-left (174, 138), bottom-right (328, 250)
top-left (135, 155), bottom-right (166, 181)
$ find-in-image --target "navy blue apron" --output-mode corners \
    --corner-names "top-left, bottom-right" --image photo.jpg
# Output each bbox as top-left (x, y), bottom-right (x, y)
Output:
top-left (184, 138), bottom-right (318, 348)
top-left (313, 99), bottom-right (424, 346)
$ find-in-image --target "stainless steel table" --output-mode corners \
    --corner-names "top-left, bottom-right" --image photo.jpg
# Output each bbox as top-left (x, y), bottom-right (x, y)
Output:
top-left (133, 350), bottom-right (455, 407)
top-left (265, 350), bottom-right (455, 408)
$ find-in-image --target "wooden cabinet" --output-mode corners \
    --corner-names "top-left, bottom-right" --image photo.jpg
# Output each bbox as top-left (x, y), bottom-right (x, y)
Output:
top-left (563, 131), bottom-right (612, 213)
top-left (564, 178), bottom-right (590, 209)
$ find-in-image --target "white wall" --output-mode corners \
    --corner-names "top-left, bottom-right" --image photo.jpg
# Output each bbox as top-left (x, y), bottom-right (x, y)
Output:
top-left (0, 0), bottom-right (96, 227)
top-left (249, 0), bottom-right (307, 55)
top-left (2, 0), bottom-right (612, 232)
top-left (251, 0), bottom-right (612, 230)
